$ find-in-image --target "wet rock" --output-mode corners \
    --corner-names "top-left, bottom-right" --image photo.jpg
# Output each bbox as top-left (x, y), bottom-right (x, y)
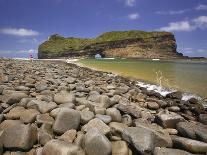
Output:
top-left (6, 92), bottom-right (28, 105)
top-left (154, 147), bottom-right (193, 155)
top-left (166, 91), bottom-right (182, 99)
top-left (147, 102), bottom-right (159, 110)
top-left (84, 128), bottom-right (111, 155)
top-left (171, 135), bottom-right (207, 154)
top-left (58, 129), bottom-right (77, 143)
top-left (42, 139), bottom-right (85, 155)
top-left (95, 114), bottom-right (112, 124)
top-left (155, 111), bottom-right (185, 128)
top-left (20, 109), bottom-right (40, 123)
top-left (80, 111), bottom-right (94, 124)
top-left (54, 91), bottom-right (76, 104)
top-left (82, 118), bottom-right (110, 135)
top-left (112, 141), bottom-right (129, 155)
top-left (106, 108), bottom-right (122, 122)
top-left (168, 106), bottom-right (180, 112)
top-left (53, 109), bottom-right (80, 134)
top-left (2, 124), bottom-right (37, 151)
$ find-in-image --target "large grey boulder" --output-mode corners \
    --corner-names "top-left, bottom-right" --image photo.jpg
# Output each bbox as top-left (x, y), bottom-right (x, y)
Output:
top-left (155, 111), bottom-right (185, 128)
top-left (84, 128), bottom-right (111, 155)
top-left (1, 124), bottom-right (37, 151)
top-left (27, 100), bottom-right (57, 113)
top-left (0, 120), bottom-right (23, 131)
top-left (154, 147), bottom-right (193, 155)
top-left (95, 95), bottom-right (111, 108)
top-left (95, 114), bottom-right (112, 124)
top-left (122, 124), bottom-right (172, 154)
top-left (20, 109), bottom-right (40, 123)
top-left (42, 139), bottom-right (85, 155)
top-left (53, 109), bottom-right (80, 134)
top-left (4, 106), bottom-right (25, 119)
top-left (80, 111), bottom-right (94, 124)
top-left (81, 118), bottom-right (110, 135)
top-left (54, 91), bottom-right (75, 104)
top-left (171, 135), bottom-right (207, 154)
top-left (199, 114), bottom-right (207, 125)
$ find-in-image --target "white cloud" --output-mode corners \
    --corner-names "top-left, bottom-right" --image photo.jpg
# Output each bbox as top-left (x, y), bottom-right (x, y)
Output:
top-left (158, 21), bottom-right (194, 32)
top-left (195, 4), bottom-right (207, 11)
top-left (128, 13), bottom-right (139, 20)
top-left (0, 28), bottom-right (39, 37)
top-left (157, 16), bottom-right (207, 32)
top-left (156, 9), bottom-right (190, 15)
top-left (125, 0), bottom-right (136, 7)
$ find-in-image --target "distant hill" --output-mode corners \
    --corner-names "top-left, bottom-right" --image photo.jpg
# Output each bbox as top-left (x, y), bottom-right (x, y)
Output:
top-left (38, 30), bottom-right (184, 59)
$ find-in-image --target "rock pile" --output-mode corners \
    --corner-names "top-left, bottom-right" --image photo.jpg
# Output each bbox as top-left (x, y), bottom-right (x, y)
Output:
top-left (0, 59), bottom-right (207, 155)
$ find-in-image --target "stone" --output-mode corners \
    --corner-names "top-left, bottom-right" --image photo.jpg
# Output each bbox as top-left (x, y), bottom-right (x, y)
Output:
top-left (80, 111), bottom-right (94, 124)
top-left (0, 120), bottom-right (22, 131)
top-left (168, 106), bottom-right (180, 112)
top-left (82, 118), bottom-right (110, 135)
top-left (4, 106), bottom-right (25, 119)
top-left (176, 121), bottom-right (207, 142)
top-left (65, 76), bottom-right (76, 84)
top-left (154, 147), bottom-right (193, 155)
top-left (84, 128), bottom-right (111, 155)
top-left (49, 107), bottom-right (70, 118)
top-left (58, 129), bottom-right (77, 143)
top-left (36, 113), bottom-right (55, 125)
top-left (6, 92), bottom-right (28, 105)
top-left (112, 141), bottom-right (129, 155)
top-left (147, 102), bottom-right (159, 110)
top-left (42, 139), bottom-right (85, 155)
top-left (171, 135), bottom-right (207, 154)
top-left (35, 81), bottom-right (48, 92)
top-left (163, 128), bottom-right (178, 135)
top-left (54, 91), bottom-right (76, 104)
top-left (155, 111), bottom-right (185, 128)
top-left (109, 122), bottom-right (128, 137)
top-left (95, 114), bottom-right (112, 124)
top-left (18, 98), bottom-right (34, 107)
top-left (117, 104), bottom-right (142, 118)
top-left (38, 129), bottom-right (53, 146)
top-left (95, 95), bottom-right (111, 108)
top-left (20, 109), bottom-right (40, 123)
top-left (15, 86), bottom-right (30, 91)
top-left (121, 114), bottom-right (132, 126)
top-left (106, 108), bottom-right (122, 122)
top-left (94, 107), bottom-right (106, 115)
top-left (74, 131), bottom-right (84, 147)
top-left (2, 124), bottom-right (37, 151)
top-left (53, 109), bottom-right (80, 134)
top-left (27, 100), bottom-right (57, 114)
top-left (199, 114), bottom-right (207, 125)
top-left (122, 125), bottom-right (172, 154)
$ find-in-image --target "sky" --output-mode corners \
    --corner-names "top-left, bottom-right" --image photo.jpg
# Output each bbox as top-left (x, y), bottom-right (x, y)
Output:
top-left (0, 0), bottom-right (207, 58)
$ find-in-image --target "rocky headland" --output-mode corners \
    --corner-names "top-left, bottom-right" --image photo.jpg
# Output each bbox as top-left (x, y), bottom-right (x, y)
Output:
top-left (38, 30), bottom-right (184, 59)
top-left (0, 59), bottom-right (207, 155)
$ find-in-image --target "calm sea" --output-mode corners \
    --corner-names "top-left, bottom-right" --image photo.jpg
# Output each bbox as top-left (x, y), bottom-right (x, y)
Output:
top-left (79, 58), bottom-right (207, 99)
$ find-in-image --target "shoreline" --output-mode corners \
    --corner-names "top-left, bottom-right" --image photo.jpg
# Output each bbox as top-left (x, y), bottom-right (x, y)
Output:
top-left (65, 58), bottom-right (206, 103)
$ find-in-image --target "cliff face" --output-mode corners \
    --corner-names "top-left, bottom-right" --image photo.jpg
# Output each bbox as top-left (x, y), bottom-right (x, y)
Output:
top-left (38, 30), bottom-right (183, 59)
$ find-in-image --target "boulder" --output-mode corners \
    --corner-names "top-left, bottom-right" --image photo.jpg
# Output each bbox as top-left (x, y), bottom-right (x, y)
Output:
top-left (121, 114), bottom-right (132, 126)
top-left (36, 113), bottom-right (55, 125)
top-left (147, 102), bottom-right (159, 110)
top-left (155, 111), bottom-right (185, 128)
top-left (95, 114), bottom-right (112, 124)
top-left (53, 109), bottom-right (80, 134)
top-left (109, 122), bottom-right (128, 137)
top-left (171, 135), bottom-right (207, 154)
top-left (122, 124), bottom-right (172, 154)
top-left (94, 107), bottom-right (106, 115)
top-left (27, 100), bottom-right (57, 113)
top-left (4, 106), bottom-right (25, 119)
top-left (42, 139), bottom-right (85, 155)
top-left (95, 95), bottom-right (111, 108)
top-left (15, 86), bottom-right (30, 91)
top-left (20, 109), bottom-right (40, 123)
top-left (1, 124), bottom-right (37, 151)
top-left (106, 108), bottom-right (122, 122)
top-left (38, 129), bottom-right (53, 146)
top-left (84, 128), bottom-right (111, 155)
top-left (199, 114), bottom-right (207, 125)
top-left (58, 129), bottom-right (77, 143)
top-left (154, 147), bottom-right (193, 155)
top-left (112, 141), bottom-right (129, 155)
top-left (82, 118), bottom-right (110, 135)
top-left (166, 91), bottom-right (182, 99)
top-left (49, 107), bottom-right (71, 118)
top-left (80, 111), bottom-right (94, 124)
top-left (54, 91), bottom-right (76, 104)
top-left (0, 120), bottom-right (22, 131)
top-left (35, 81), bottom-right (48, 92)
top-left (6, 92), bottom-right (28, 105)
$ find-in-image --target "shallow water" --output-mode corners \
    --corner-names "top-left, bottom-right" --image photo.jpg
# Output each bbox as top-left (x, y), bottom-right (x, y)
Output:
top-left (79, 58), bottom-right (207, 99)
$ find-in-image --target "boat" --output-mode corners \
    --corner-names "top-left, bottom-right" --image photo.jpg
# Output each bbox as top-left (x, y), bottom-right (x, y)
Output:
top-left (152, 59), bottom-right (160, 61)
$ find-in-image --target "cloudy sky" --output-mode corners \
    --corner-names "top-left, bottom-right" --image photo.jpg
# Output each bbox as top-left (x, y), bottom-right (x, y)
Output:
top-left (0, 0), bottom-right (207, 58)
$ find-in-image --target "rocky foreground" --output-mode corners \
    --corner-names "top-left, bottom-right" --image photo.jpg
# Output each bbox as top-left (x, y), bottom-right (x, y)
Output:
top-left (0, 59), bottom-right (207, 155)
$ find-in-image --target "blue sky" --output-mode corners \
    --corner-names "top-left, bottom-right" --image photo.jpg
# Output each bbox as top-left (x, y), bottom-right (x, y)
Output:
top-left (0, 0), bottom-right (207, 58)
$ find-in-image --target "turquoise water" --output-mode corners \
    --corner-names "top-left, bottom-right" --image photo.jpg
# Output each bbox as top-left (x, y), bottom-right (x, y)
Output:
top-left (79, 59), bottom-right (207, 99)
